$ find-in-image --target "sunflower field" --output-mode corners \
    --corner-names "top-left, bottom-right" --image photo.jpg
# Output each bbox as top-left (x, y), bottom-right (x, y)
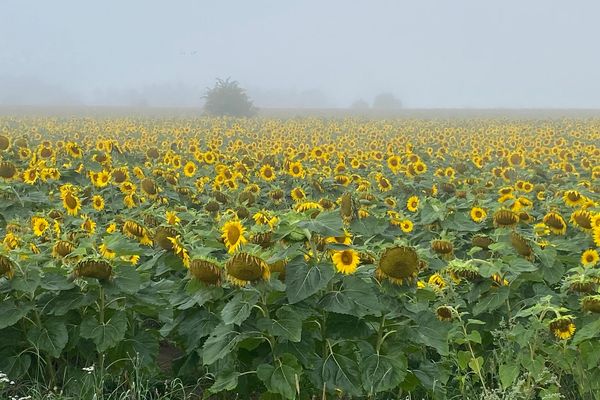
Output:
top-left (0, 116), bottom-right (599, 399)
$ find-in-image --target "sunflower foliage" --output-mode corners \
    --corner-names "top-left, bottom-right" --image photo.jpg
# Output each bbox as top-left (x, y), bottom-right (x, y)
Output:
top-left (0, 117), bottom-right (598, 399)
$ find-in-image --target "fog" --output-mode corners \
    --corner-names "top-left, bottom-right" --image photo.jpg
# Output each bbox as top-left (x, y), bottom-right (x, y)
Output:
top-left (1, 0), bottom-right (599, 109)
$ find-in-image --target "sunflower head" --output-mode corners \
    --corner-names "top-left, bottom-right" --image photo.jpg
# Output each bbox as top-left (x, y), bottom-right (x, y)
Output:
top-left (445, 260), bottom-right (480, 282)
top-left (375, 246), bottom-right (420, 285)
top-left (571, 209), bottom-right (593, 231)
top-left (470, 207), bottom-right (487, 223)
top-left (340, 192), bottom-right (354, 222)
top-left (436, 305), bottom-right (454, 321)
top-left (0, 161), bottom-right (17, 179)
top-left (269, 259), bottom-right (288, 281)
top-left (431, 239), bottom-right (454, 258)
top-left (225, 252), bottom-right (270, 286)
top-left (472, 234), bottom-right (494, 250)
top-left (221, 220), bottom-right (248, 254)
top-left (581, 249), bottom-right (600, 268)
top-left (493, 209), bottom-right (519, 228)
top-left (154, 226), bottom-right (179, 251)
top-left (0, 254), bottom-right (15, 279)
top-left (549, 316), bottom-right (575, 340)
top-left (510, 232), bottom-right (533, 260)
top-left (71, 259), bottom-right (112, 281)
top-left (52, 240), bottom-right (76, 259)
top-left (543, 212), bottom-right (568, 235)
top-left (332, 249), bottom-right (360, 275)
top-left (189, 258), bottom-right (222, 285)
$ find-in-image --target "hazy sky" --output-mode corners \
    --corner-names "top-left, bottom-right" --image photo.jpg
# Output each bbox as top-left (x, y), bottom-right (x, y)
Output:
top-left (1, 0), bottom-right (599, 108)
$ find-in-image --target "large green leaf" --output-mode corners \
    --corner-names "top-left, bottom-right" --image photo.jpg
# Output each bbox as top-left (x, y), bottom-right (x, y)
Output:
top-left (268, 305), bottom-right (304, 343)
top-left (0, 300), bottom-right (33, 329)
top-left (285, 259), bottom-right (334, 304)
top-left (113, 266), bottom-right (142, 294)
top-left (319, 275), bottom-right (382, 317)
top-left (26, 319), bottom-right (68, 358)
top-left (177, 310), bottom-right (219, 350)
top-left (257, 353), bottom-right (302, 399)
top-left (221, 290), bottom-right (260, 326)
top-left (311, 348), bottom-right (361, 396)
top-left (202, 323), bottom-right (244, 365)
top-left (296, 211), bottom-right (343, 237)
top-left (361, 352), bottom-right (407, 394)
top-left (473, 286), bottom-right (510, 315)
top-left (80, 310), bottom-right (128, 352)
top-left (413, 312), bottom-right (450, 356)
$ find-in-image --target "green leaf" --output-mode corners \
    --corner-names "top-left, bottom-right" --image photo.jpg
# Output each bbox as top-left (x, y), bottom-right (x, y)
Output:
top-left (469, 356), bottom-right (484, 374)
top-left (257, 353), bottom-right (302, 400)
top-left (499, 364), bottom-right (519, 389)
top-left (202, 323), bottom-right (243, 365)
top-left (26, 319), bottom-right (68, 358)
top-left (11, 267), bottom-right (41, 295)
top-left (413, 312), bottom-right (450, 356)
top-left (361, 352), bottom-right (407, 394)
top-left (473, 286), bottom-right (510, 316)
top-left (349, 216), bottom-right (388, 237)
top-left (320, 275), bottom-right (382, 317)
top-left (103, 233), bottom-right (142, 254)
top-left (47, 290), bottom-right (95, 316)
top-left (573, 318), bottom-right (600, 345)
top-left (285, 259), bottom-right (334, 304)
top-left (0, 300), bottom-right (32, 329)
top-left (40, 272), bottom-right (75, 291)
top-left (209, 370), bottom-right (240, 393)
top-left (312, 350), bottom-right (361, 397)
top-left (296, 211), bottom-right (343, 237)
top-left (177, 310), bottom-right (219, 350)
top-left (503, 256), bottom-right (537, 273)
top-left (80, 311), bottom-right (128, 352)
top-left (270, 305), bottom-right (303, 342)
top-left (221, 290), bottom-right (259, 326)
top-left (113, 266), bottom-right (142, 294)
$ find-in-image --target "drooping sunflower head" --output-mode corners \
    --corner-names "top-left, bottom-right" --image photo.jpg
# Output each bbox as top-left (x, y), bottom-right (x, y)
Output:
top-left (52, 240), bottom-right (76, 259)
top-left (375, 246), bottom-right (420, 285)
top-left (141, 178), bottom-right (159, 197)
top-left (543, 212), bottom-right (567, 235)
top-left (582, 295), bottom-right (600, 313)
top-left (154, 226), bottom-right (179, 251)
top-left (62, 191), bottom-right (81, 216)
top-left (431, 239), bottom-right (454, 259)
top-left (225, 252), bottom-right (270, 286)
top-left (268, 259), bottom-right (288, 281)
top-left (123, 220), bottom-right (153, 246)
top-left (493, 209), bottom-right (519, 228)
top-left (0, 254), bottom-right (15, 279)
top-left (71, 258), bottom-right (112, 281)
top-left (549, 316), bottom-right (576, 340)
top-left (445, 260), bottom-right (480, 282)
top-left (0, 161), bottom-right (17, 179)
top-left (436, 305), bottom-right (454, 321)
top-left (472, 234), bottom-right (494, 250)
top-left (332, 249), bottom-right (360, 275)
top-left (189, 258), bottom-right (222, 285)
top-left (510, 232), bottom-right (533, 260)
top-left (221, 220), bottom-right (248, 254)
top-left (339, 192), bottom-right (354, 222)
top-left (566, 273), bottom-right (597, 293)
top-left (570, 209), bottom-right (593, 231)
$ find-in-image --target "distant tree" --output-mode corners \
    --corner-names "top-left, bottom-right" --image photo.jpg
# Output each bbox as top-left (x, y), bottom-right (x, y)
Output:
top-left (350, 99), bottom-right (370, 109)
top-left (373, 92), bottom-right (402, 109)
top-left (203, 78), bottom-right (257, 117)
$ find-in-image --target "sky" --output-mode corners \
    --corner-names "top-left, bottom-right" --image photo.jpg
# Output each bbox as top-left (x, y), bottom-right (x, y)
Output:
top-left (1, 0), bottom-right (599, 108)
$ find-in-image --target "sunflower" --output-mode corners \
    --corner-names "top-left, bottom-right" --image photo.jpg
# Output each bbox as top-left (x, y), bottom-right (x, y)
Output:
top-left (99, 243), bottom-right (117, 259)
top-left (31, 216), bottom-right (49, 236)
top-left (594, 229), bottom-right (600, 247)
top-left (166, 211), bottom-right (180, 225)
top-left (189, 258), bottom-right (222, 285)
top-left (183, 161), bottom-right (197, 177)
top-left (225, 252), bottom-right (270, 286)
top-left (387, 155), bottom-right (402, 174)
top-left (0, 254), bottom-right (15, 279)
top-left (376, 175), bottom-right (392, 192)
top-left (549, 316), bottom-right (575, 340)
top-left (259, 164), bottom-right (276, 181)
top-left (288, 161), bottom-right (305, 178)
top-left (563, 190), bottom-right (585, 207)
top-left (582, 295), bottom-right (600, 313)
top-left (332, 249), bottom-right (360, 275)
top-left (581, 249), bottom-right (599, 268)
top-left (294, 201), bottom-right (323, 214)
top-left (52, 240), bottom-right (75, 258)
top-left (470, 207), bottom-right (487, 223)
top-left (493, 209), bottom-right (518, 228)
top-left (431, 239), bottom-right (454, 259)
top-left (375, 246), bottom-right (420, 285)
top-left (543, 212), bottom-right (568, 235)
top-left (62, 191), bottom-right (81, 216)
top-left (428, 273), bottom-right (446, 290)
top-left (81, 216), bottom-right (96, 236)
top-left (406, 196), bottom-right (419, 213)
top-left (436, 306), bottom-right (454, 321)
top-left (290, 187), bottom-right (306, 202)
top-left (123, 220), bottom-right (153, 246)
top-left (71, 259), bottom-right (112, 281)
top-left (400, 219), bottom-right (414, 233)
top-left (22, 168), bottom-right (38, 184)
top-left (221, 220), bottom-right (247, 253)
top-left (0, 161), bottom-right (17, 179)
top-left (92, 195), bottom-right (105, 211)
top-left (326, 230), bottom-right (353, 246)
top-left (510, 232), bottom-right (533, 260)
top-left (141, 178), bottom-right (159, 197)
top-left (570, 209), bottom-right (593, 231)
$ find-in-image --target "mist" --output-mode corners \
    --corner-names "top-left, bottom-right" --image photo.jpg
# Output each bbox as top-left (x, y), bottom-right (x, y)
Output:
top-left (1, 0), bottom-right (600, 109)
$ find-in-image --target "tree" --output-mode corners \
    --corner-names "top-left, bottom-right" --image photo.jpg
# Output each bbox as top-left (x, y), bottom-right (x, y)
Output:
top-left (203, 78), bottom-right (257, 117)
top-left (372, 92), bottom-right (402, 109)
